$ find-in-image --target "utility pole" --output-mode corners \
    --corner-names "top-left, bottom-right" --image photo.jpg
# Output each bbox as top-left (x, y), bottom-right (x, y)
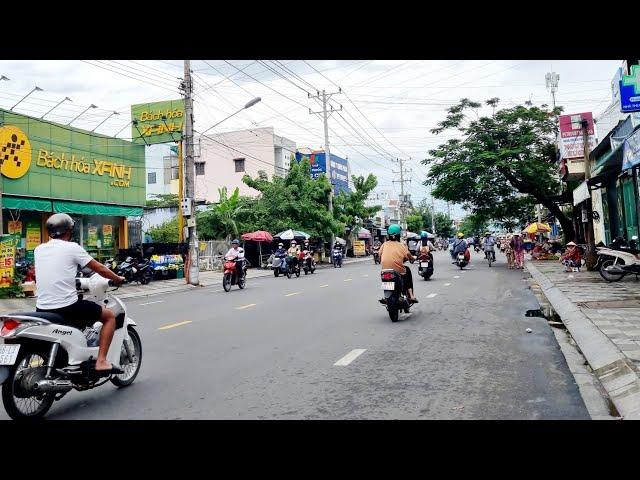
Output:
top-left (430, 186), bottom-right (436, 235)
top-left (582, 116), bottom-right (597, 270)
top-left (183, 60), bottom-right (199, 285)
top-left (392, 157), bottom-right (411, 230)
top-left (309, 89), bottom-right (342, 255)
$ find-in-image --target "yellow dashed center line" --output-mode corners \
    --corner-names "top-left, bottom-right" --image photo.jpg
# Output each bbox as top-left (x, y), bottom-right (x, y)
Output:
top-left (285, 292), bottom-right (301, 297)
top-left (158, 320), bottom-right (192, 330)
top-left (236, 303), bottom-right (256, 310)
top-left (320, 284), bottom-right (329, 288)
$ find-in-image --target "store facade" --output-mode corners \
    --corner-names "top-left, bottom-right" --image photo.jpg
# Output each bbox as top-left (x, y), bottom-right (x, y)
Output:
top-left (0, 108), bottom-right (145, 263)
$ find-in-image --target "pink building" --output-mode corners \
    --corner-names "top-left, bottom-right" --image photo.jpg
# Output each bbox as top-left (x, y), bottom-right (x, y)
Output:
top-left (195, 127), bottom-right (296, 201)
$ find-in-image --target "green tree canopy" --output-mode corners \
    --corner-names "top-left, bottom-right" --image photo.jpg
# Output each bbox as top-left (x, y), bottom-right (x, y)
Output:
top-left (197, 187), bottom-right (247, 241)
top-left (423, 98), bottom-right (572, 239)
top-left (148, 217), bottom-right (179, 243)
top-left (145, 194), bottom-right (179, 208)
top-left (333, 174), bottom-right (380, 236)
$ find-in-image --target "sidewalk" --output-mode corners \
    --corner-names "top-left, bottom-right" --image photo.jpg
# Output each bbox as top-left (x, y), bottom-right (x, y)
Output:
top-left (0, 256), bottom-right (372, 315)
top-left (526, 260), bottom-right (640, 419)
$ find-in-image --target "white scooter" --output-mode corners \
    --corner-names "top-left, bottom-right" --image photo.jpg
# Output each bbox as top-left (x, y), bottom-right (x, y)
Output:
top-left (597, 243), bottom-right (640, 282)
top-left (0, 275), bottom-right (142, 420)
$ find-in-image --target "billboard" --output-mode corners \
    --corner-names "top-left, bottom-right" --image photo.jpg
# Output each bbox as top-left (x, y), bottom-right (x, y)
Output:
top-left (559, 112), bottom-right (596, 159)
top-left (295, 150), bottom-right (350, 194)
top-left (620, 65), bottom-right (640, 113)
top-left (131, 99), bottom-right (184, 145)
top-left (0, 109), bottom-right (145, 206)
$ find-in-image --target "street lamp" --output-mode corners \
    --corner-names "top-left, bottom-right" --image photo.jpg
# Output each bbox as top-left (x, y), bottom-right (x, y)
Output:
top-left (198, 96), bottom-right (261, 136)
top-left (67, 104), bottom-right (98, 126)
top-left (91, 111), bottom-right (120, 132)
top-left (10, 86), bottom-right (43, 111)
top-left (41, 96), bottom-right (72, 119)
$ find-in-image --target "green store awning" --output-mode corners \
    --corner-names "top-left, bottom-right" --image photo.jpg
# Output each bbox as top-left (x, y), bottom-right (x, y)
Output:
top-left (52, 201), bottom-right (143, 217)
top-left (3, 196), bottom-right (52, 212)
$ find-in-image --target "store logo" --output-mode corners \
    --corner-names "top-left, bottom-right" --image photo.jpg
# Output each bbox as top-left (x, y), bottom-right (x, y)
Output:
top-left (0, 125), bottom-right (32, 179)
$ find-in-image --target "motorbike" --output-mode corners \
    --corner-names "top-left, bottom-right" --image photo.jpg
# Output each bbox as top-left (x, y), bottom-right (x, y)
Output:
top-left (0, 275), bottom-right (142, 420)
top-left (418, 251), bottom-right (434, 280)
top-left (222, 257), bottom-right (246, 291)
top-left (103, 257), bottom-right (118, 273)
top-left (271, 255), bottom-right (291, 278)
top-left (474, 244), bottom-right (481, 253)
top-left (302, 250), bottom-right (316, 275)
top-left (372, 246), bottom-right (381, 265)
top-left (333, 248), bottom-right (343, 268)
top-left (287, 255), bottom-right (301, 278)
top-left (379, 267), bottom-right (413, 322)
top-left (597, 244), bottom-right (640, 282)
top-left (116, 257), bottom-right (153, 285)
top-left (456, 250), bottom-right (469, 270)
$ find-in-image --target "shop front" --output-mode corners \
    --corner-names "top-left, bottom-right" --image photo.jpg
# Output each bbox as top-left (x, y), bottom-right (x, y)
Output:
top-left (0, 108), bottom-right (145, 266)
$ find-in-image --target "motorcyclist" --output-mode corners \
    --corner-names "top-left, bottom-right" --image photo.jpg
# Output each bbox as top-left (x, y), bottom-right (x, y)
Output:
top-left (451, 232), bottom-right (468, 262)
top-left (34, 213), bottom-right (125, 375)
top-left (225, 239), bottom-right (245, 279)
top-left (483, 231), bottom-right (496, 262)
top-left (379, 224), bottom-right (418, 303)
top-left (287, 240), bottom-right (300, 272)
top-left (273, 242), bottom-right (287, 271)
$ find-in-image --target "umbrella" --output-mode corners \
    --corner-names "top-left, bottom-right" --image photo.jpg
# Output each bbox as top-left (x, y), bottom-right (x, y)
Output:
top-left (404, 231), bottom-right (420, 239)
top-left (524, 222), bottom-right (552, 234)
top-left (335, 236), bottom-right (347, 245)
top-left (241, 231), bottom-right (274, 268)
top-left (274, 229), bottom-right (310, 240)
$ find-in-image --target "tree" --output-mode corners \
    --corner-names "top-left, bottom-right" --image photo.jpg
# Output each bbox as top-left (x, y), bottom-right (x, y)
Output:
top-left (434, 212), bottom-right (454, 239)
top-left (406, 212), bottom-right (424, 233)
top-left (147, 217), bottom-right (179, 243)
top-left (333, 174), bottom-right (380, 237)
top-left (146, 193), bottom-right (179, 208)
top-left (423, 98), bottom-right (573, 239)
top-left (458, 213), bottom-right (488, 237)
top-left (197, 187), bottom-right (246, 241)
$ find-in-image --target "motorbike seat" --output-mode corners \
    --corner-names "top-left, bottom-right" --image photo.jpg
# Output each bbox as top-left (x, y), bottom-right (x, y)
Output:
top-left (7, 311), bottom-right (64, 324)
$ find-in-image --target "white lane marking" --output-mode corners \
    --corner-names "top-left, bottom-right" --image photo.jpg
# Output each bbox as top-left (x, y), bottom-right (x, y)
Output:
top-left (158, 320), bottom-right (192, 330)
top-left (285, 292), bottom-right (301, 297)
top-left (453, 275), bottom-right (460, 278)
top-left (444, 283), bottom-right (451, 286)
top-left (427, 293), bottom-right (438, 298)
top-left (344, 278), bottom-right (353, 282)
top-left (139, 300), bottom-right (164, 306)
top-left (320, 284), bottom-right (329, 288)
top-left (334, 349), bottom-right (367, 366)
top-left (236, 303), bottom-right (256, 310)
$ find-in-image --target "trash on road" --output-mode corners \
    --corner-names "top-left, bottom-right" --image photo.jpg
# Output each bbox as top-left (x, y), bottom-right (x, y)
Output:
top-left (526, 328), bottom-right (533, 333)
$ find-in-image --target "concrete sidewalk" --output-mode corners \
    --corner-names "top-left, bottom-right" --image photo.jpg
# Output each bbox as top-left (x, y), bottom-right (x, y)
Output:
top-left (0, 256), bottom-right (372, 314)
top-left (526, 260), bottom-right (640, 419)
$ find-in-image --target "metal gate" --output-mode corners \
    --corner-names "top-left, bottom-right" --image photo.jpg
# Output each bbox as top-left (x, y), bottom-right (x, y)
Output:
top-left (128, 220), bottom-right (143, 248)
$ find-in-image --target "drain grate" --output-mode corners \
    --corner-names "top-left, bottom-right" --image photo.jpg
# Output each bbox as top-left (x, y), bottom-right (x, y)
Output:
top-left (578, 299), bottom-right (640, 309)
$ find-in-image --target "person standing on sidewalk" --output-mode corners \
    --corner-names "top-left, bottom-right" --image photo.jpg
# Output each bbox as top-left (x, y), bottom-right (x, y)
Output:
top-left (510, 232), bottom-right (525, 269)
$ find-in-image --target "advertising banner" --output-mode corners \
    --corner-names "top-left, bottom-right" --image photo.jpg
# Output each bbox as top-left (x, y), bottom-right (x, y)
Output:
top-left (131, 99), bottom-right (185, 145)
top-left (87, 225), bottom-right (98, 247)
top-left (8, 221), bottom-right (22, 235)
top-left (102, 224), bottom-right (113, 248)
top-left (0, 235), bottom-right (16, 288)
top-left (620, 65), bottom-right (640, 113)
top-left (25, 222), bottom-right (41, 251)
top-left (559, 112), bottom-right (597, 160)
top-left (622, 127), bottom-right (640, 170)
top-left (353, 240), bottom-right (366, 256)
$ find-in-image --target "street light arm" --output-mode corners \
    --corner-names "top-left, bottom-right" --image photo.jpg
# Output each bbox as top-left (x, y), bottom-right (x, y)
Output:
top-left (198, 97), bottom-right (261, 136)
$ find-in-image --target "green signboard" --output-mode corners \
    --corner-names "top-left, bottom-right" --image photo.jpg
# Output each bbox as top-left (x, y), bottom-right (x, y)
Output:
top-left (131, 99), bottom-right (184, 145)
top-left (0, 108), bottom-right (145, 207)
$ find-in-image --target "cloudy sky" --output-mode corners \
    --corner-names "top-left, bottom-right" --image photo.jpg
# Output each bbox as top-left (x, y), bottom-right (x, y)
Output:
top-left (0, 60), bottom-right (621, 218)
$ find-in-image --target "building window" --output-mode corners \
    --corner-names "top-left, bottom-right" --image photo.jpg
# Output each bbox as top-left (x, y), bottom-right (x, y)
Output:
top-left (163, 155), bottom-right (179, 184)
top-left (195, 162), bottom-right (205, 176)
top-left (148, 172), bottom-right (157, 184)
top-left (234, 158), bottom-right (245, 173)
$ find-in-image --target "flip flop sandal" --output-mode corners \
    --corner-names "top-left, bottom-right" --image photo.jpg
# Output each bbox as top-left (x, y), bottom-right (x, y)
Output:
top-left (95, 365), bottom-right (125, 377)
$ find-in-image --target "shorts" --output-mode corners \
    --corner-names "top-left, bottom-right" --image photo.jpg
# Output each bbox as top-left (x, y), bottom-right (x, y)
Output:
top-left (37, 299), bottom-right (103, 330)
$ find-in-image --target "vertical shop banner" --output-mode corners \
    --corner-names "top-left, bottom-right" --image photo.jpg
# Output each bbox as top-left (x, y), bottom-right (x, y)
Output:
top-left (353, 240), bottom-right (366, 256)
top-left (620, 65), bottom-right (640, 113)
top-left (559, 112), bottom-right (597, 160)
top-left (0, 235), bottom-right (16, 288)
top-left (87, 225), bottom-right (98, 247)
top-left (26, 222), bottom-right (41, 251)
top-left (102, 225), bottom-right (113, 248)
top-left (131, 99), bottom-right (185, 145)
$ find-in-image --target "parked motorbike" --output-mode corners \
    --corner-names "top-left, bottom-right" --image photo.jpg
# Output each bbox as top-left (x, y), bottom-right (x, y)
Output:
top-left (272, 255), bottom-right (290, 278)
top-left (333, 248), bottom-right (343, 268)
top-left (597, 244), bottom-right (640, 282)
top-left (418, 251), bottom-right (434, 280)
top-left (0, 275), bottom-right (142, 420)
top-left (302, 250), bottom-right (316, 275)
top-left (222, 257), bottom-right (246, 291)
top-left (116, 257), bottom-right (153, 285)
top-left (379, 268), bottom-right (413, 322)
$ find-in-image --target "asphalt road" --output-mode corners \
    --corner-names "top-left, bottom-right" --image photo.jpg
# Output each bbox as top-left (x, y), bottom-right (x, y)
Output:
top-left (1, 250), bottom-right (589, 420)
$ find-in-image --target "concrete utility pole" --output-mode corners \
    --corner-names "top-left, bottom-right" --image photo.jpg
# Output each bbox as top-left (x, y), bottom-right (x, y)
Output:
top-left (183, 60), bottom-right (199, 285)
top-left (309, 89), bottom-right (342, 254)
top-left (392, 158), bottom-right (412, 230)
top-left (582, 116), bottom-right (597, 270)
top-left (430, 186), bottom-right (436, 235)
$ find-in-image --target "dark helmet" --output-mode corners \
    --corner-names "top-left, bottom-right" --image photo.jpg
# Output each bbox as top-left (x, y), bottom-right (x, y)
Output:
top-left (46, 213), bottom-right (74, 239)
top-left (231, 239), bottom-right (240, 245)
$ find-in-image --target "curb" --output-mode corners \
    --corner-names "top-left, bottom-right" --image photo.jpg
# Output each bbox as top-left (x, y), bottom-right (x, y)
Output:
top-left (526, 261), bottom-right (640, 419)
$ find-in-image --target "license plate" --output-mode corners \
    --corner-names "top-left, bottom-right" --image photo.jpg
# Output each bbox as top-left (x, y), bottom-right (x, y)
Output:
top-left (381, 282), bottom-right (395, 290)
top-left (0, 344), bottom-right (20, 366)
top-left (420, 262), bottom-right (429, 267)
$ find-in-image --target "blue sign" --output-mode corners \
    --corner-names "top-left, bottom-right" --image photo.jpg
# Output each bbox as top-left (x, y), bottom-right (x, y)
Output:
top-left (620, 65), bottom-right (640, 113)
top-left (295, 151), bottom-right (350, 194)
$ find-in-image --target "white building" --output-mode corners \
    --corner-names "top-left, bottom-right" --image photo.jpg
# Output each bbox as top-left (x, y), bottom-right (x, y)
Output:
top-left (145, 144), bottom-right (180, 199)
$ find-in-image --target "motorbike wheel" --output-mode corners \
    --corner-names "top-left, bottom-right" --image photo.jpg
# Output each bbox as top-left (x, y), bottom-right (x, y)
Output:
top-left (140, 271), bottom-right (152, 285)
top-left (274, 270), bottom-right (279, 278)
top-left (599, 259), bottom-right (625, 282)
top-left (388, 306), bottom-right (399, 322)
top-left (304, 267), bottom-right (308, 275)
top-left (238, 273), bottom-right (246, 289)
top-left (286, 269), bottom-right (292, 279)
top-left (223, 273), bottom-right (232, 292)
top-left (2, 348), bottom-right (55, 421)
top-left (488, 255), bottom-right (492, 267)
top-left (111, 327), bottom-right (142, 388)
top-left (295, 269), bottom-right (301, 278)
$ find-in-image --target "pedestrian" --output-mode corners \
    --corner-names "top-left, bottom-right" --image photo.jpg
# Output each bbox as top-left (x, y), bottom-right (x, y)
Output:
top-left (559, 241), bottom-right (582, 272)
top-left (505, 236), bottom-right (515, 269)
top-left (510, 232), bottom-right (525, 269)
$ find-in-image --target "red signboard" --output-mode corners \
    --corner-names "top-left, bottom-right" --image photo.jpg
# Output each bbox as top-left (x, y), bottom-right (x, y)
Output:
top-left (558, 112), bottom-right (596, 159)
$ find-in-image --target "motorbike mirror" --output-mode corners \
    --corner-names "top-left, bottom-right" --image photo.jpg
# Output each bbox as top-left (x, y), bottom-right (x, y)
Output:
top-left (633, 236), bottom-right (639, 241)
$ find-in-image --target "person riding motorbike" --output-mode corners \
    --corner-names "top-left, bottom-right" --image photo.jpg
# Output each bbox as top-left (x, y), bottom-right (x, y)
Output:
top-left (225, 239), bottom-right (246, 280)
top-left (34, 213), bottom-right (125, 375)
top-left (287, 240), bottom-right (300, 272)
top-left (451, 232), bottom-right (468, 263)
top-left (420, 231), bottom-right (435, 251)
top-left (379, 224), bottom-right (418, 303)
top-left (483, 232), bottom-right (496, 262)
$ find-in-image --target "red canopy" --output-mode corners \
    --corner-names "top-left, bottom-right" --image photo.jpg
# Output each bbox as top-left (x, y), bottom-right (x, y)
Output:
top-left (241, 230), bottom-right (273, 242)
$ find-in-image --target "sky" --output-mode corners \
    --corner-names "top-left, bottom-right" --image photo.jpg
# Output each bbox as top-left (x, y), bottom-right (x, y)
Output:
top-left (0, 59), bottom-right (622, 219)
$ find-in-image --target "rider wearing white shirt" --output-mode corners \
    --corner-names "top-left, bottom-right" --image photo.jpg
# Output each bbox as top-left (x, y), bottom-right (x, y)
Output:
top-left (225, 239), bottom-right (245, 278)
